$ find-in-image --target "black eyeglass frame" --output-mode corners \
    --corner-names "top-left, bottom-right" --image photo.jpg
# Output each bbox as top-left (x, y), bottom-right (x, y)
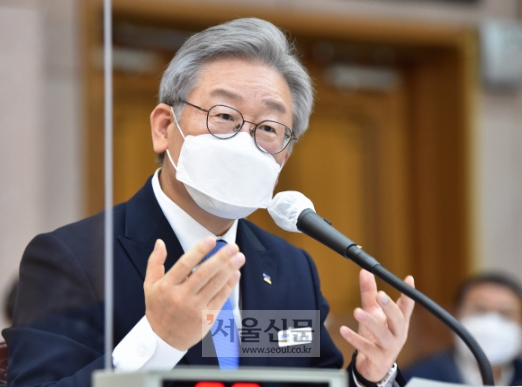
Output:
top-left (174, 99), bottom-right (297, 154)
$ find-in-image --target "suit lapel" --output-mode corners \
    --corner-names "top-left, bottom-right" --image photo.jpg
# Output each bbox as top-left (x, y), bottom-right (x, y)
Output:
top-left (117, 178), bottom-right (184, 279)
top-left (237, 220), bottom-right (280, 367)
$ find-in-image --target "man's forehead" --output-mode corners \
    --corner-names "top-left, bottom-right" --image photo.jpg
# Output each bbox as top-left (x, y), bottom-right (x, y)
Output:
top-left (463, 283), bottom-right (522, 307)
top-left (208, 88), bottom-right (288, 115)
top-left (209, 89), bottom-right (241, 102)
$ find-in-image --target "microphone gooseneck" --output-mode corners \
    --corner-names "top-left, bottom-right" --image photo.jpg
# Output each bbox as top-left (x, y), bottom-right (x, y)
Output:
top-left (268, 191), bottom-right (494, 386)
top-left (297, 209), bottom-right (380, 271)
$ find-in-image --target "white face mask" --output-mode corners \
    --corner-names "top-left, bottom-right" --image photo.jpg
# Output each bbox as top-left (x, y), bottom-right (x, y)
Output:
top-left (455, 312), bottom-right (522, 367)
top-left (166, 108), bottom-right (282, 219)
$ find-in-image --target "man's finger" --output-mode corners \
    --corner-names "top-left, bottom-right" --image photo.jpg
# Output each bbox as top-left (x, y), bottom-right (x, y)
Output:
top-left (164, 237), bottom-right (216, 285)
top-left (207, 270), bottom-right (241, 311)
top-left (340, 325), bottom-right (376, 355)
top-left (354, 306), bottom-right (393, 348)
top-left (397, 275), bottom-right (415, 321)
top-left (196, 253), bottom-right (245, 301)
top-left (144, 239), bottom-right (168, 290)
top-left (376, 291), bottom-right (405, 337)
top-left (360, 269), bottom-right (379, 311)
top-left (188, 243), bottom-right (240, 292)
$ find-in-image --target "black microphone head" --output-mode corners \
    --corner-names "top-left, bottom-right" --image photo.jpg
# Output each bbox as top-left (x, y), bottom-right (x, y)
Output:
top-left (267, 191), bottom-right (315, 233)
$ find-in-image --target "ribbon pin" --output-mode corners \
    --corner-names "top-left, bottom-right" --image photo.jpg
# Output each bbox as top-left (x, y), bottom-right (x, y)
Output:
top-left (263, 273), bottom-right (272, 285)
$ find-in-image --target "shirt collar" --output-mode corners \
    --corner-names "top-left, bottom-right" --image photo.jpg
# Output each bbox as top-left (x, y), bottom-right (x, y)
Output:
top-left (151, 168), bottom-right (238, 252)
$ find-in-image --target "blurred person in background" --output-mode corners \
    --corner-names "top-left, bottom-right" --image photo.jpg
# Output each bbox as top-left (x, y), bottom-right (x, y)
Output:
top-left (404, 272), bottom-right (522, 385)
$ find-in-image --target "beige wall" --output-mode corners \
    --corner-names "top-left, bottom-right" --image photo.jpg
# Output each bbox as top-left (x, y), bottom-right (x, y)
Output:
top-left (1, 0), bottom-right (521, 334)
top-left (0, 0), bottom-right (81, 331)
top-left (477, 91), bottom-right (522, 277)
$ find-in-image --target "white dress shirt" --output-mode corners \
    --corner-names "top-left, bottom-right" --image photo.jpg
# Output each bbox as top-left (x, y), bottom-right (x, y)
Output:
top-left (112, 169), bottom-right (239, 371)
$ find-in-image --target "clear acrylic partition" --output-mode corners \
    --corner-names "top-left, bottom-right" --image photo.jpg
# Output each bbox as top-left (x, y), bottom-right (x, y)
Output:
top-left (103, 0), bottom-right (114, 371)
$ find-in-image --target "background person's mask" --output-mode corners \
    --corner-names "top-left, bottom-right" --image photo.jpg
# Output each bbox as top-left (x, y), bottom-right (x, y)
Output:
top-left (166, 109), bottom-right (282, 219)
top-left (455, 312), bottom-right (522, 367)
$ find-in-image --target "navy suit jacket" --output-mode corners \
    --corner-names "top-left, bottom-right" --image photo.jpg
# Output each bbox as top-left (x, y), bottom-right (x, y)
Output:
top-left (4, 178), bottom-right (348, 387)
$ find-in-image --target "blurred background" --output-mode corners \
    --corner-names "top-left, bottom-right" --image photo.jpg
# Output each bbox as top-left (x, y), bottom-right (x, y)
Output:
top-left (1, 0), bottom-right (521, 369)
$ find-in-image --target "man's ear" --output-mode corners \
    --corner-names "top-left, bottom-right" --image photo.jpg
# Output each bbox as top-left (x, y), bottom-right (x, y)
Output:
top-left (150, 103), bottom-right (173, 154)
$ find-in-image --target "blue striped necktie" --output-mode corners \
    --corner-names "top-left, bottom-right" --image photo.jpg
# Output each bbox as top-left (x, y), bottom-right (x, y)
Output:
top-left (204, 240), bottom-right (239, 369)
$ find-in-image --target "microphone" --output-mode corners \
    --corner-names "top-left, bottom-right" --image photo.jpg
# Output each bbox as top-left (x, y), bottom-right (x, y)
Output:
top-left (268, 191), bottom-right (379, 271)
top-left (268, 191), bottom-right (494, 386)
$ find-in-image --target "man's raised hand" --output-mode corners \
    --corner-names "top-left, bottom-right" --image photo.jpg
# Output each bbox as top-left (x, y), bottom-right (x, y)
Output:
top-left (340, 269), bottom-right (415, 382)
top-left (143, 237), bottom-right (245, 350)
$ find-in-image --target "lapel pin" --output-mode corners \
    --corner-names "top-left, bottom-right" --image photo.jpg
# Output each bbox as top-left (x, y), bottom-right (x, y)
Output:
top-left (263, 273), bottom-right (272, 285)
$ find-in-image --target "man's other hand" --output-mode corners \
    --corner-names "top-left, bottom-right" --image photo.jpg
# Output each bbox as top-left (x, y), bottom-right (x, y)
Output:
top-left (143, 237), bottom-right (245, 351)
top-left (340, 269), bottom-right (415, 382)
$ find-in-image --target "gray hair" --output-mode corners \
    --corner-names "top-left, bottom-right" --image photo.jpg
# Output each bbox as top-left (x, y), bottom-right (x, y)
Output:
top-left (157, 18), bottom-right (313, 162)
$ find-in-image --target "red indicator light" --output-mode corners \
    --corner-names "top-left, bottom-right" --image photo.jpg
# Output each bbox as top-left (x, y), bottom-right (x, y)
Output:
top-left (195, 382), bottom-right (226, 387)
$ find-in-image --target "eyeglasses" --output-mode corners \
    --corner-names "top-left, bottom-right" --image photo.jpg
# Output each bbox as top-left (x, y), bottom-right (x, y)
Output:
top-left (175, 100), bottom-right (296, 154)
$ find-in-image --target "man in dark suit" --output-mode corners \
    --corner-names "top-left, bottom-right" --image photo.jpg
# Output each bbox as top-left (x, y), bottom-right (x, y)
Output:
top-left (3, 18), bottom-right (414, 387)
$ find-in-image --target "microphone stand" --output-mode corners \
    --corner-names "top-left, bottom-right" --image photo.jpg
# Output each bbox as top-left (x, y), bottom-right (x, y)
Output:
top-left (297, 209), bottom-right (494, 386)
